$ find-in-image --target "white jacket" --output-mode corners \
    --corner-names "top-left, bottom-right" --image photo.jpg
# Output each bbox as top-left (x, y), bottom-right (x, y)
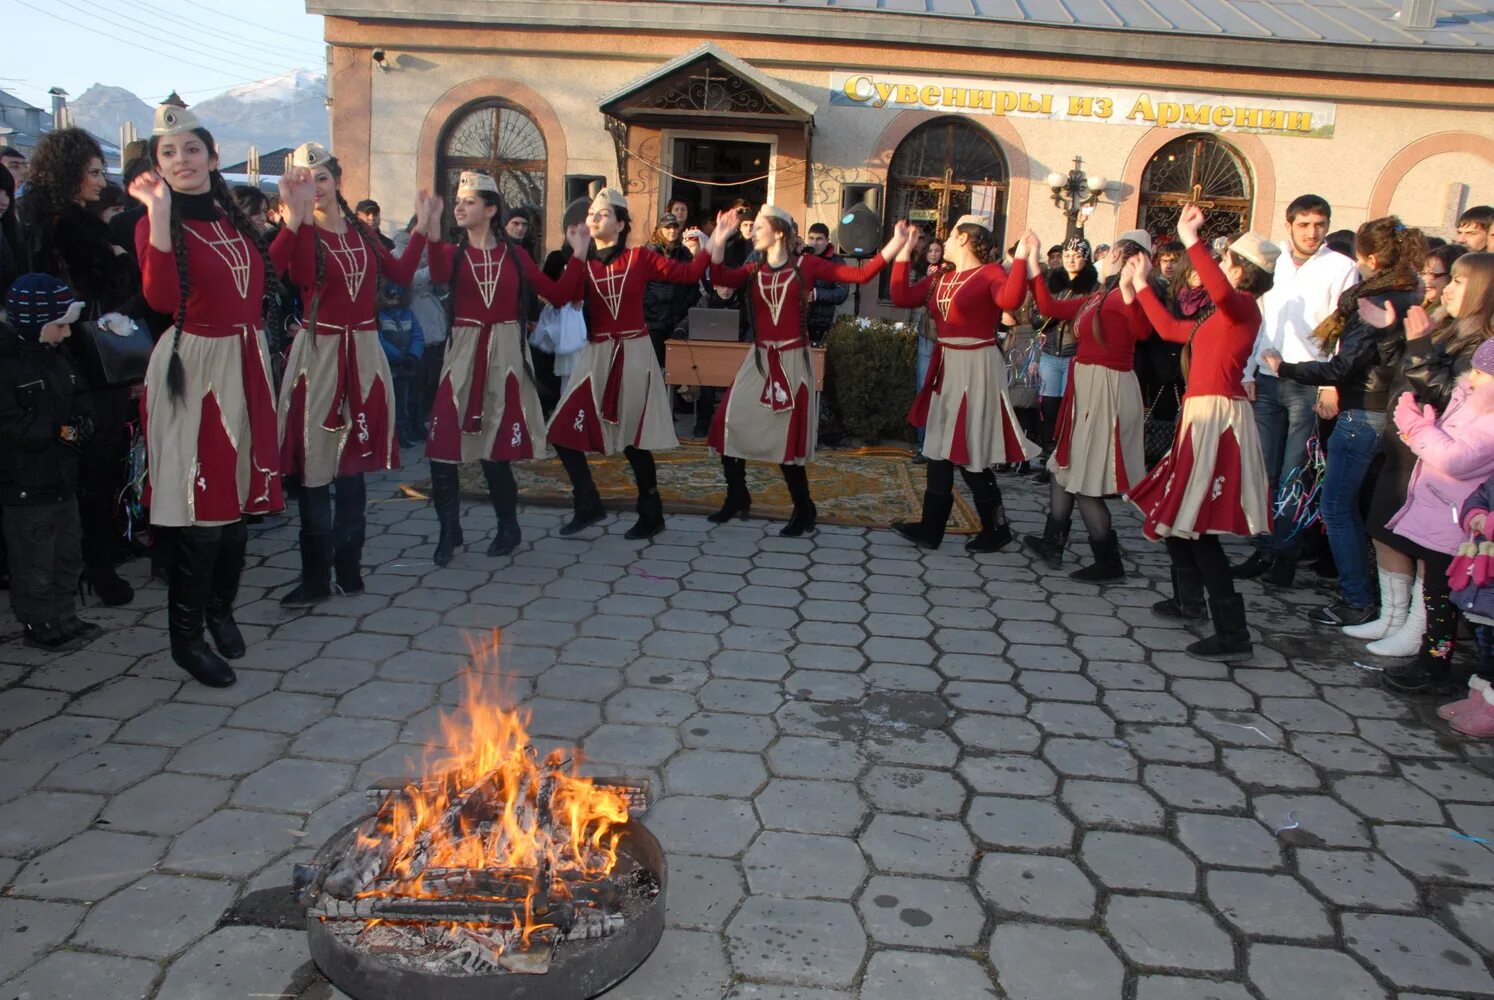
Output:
top-left (1243, 244), bottom-right (1360, 381)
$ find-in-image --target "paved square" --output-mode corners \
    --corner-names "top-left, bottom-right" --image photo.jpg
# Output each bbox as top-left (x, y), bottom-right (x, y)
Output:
top-left (2, 464), bottom-right (1492, 999)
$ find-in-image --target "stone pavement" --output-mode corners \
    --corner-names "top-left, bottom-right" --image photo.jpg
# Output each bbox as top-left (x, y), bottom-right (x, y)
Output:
top-left (1, 462), bottom-right (1493, 1000)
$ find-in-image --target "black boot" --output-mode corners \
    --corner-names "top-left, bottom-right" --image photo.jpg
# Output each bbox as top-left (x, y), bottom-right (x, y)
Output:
top-left (780, 464), bottom-right (816, 538)
top-left (709, 457), bottom-right (751, 524)
top-left (1154, 566), bottom-right (1209, 621)
top-left (281, 532), bottom-right (332, 608)
top-left (1071, 534), bottom-right (1126, 582)
top-left (625, 489), bottom-right (666, 541)
top-left (332, 477), bottom-right (367, 595)
top-left (430, 462), bottom-right (464, 567)
top-left (1231, 551), bottom-right (1272, 580)
top-left (23, 621), bottom-right (81, 651)
top-left (169, 527), bottom-right (236, 687)
top-left (557, 447), bottom-right (607, 535)
top-left (1187, 593), bottom-right (1253, 660)
top-left (81, 562), bottom-right (134, 606)
top-left (1022, 516), bottom-right (1070, 569)
top-left (965, 500), bottom-right (1012, 553)
top-left (892, 492), bottom-right (953, 549)
top-left (1383, 650), bottom-right (1459, 696)
top-left (205, 520), bottom-right (248, 660)
top-left (482, 460), bottom-right (522, 557)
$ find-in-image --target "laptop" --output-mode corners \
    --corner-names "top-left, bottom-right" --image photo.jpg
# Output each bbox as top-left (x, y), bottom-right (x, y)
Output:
top-left (688, 308), bottom-right (740, 342)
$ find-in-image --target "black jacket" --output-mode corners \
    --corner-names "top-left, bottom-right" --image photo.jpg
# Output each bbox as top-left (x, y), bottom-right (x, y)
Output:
top-left (643, 241), bottom-right (696, 335)
top-left (805, 247), bottom-right (849, 339)
top-left (0, 324), bottom-right (90, 505)
top-left (1278, 287), bottom-right (1421, 413)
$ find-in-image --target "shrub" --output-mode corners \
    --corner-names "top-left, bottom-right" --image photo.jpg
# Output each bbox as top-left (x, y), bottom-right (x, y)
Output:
top-left (821, 316), bottom-right (918, 445)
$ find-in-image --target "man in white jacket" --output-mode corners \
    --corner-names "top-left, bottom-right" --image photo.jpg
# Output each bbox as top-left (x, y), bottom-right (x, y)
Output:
top-left (1236, 194), bottom-right (1361, 586)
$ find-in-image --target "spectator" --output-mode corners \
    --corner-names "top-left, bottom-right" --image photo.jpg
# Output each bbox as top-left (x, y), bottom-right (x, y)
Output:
top-left (1236, 194), bottom-right (1361, 587)
top-left (1154, 242), bottom-right (1183, 282)
top-left (0, 164), bottom-right (24, 299)
top-left (1457, 205), bottom-right (1492, 252)
top-left (1422, 243), bottom-right (1469, 311)
top-left (1169, 253), bottom-right (1213, 321)
top-left (106, 142), bottom-right (153, 266)
top-left (0, 274), bottom-right (96, 650)
top-left (233, 185), bottom-right (270, 231)
top-left (20, 127), bottom-right (143, 607)
top-left (644, 214), bottom-right (694, 367)
top-left (408, 264), bottom-right (447, 432)
top-left (1045, 245), bottom-right (1063, 272)
top-left (92, 183), bottom-right (127, 224)
top-left (667, 196), bottom-right (691, 227)
top-left (904, 236), bottom-right (953, 463)
top-left (376, 280), bottom-right (426, 449)
top-left (1030, 236), bottom-right (1097, 481)
top-left (1262, 217), bottom-right (1427, 626)
top-left (804, 221), bottom-right (849, 346)
top-left (355, 198), bottom-right (396, 250)
top-left (505, 208), bottom-right (534, 254)
top-left (0, 146), bottom-right (26, 193)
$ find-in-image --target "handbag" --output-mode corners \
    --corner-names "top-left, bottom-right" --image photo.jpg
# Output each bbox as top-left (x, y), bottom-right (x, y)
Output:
top-left (1004, 327), bottom-right (1042, 410)
top-left (73, 314), bottom-right (153, 387)
top-left (1143, 384), bottom-right (1180, 467)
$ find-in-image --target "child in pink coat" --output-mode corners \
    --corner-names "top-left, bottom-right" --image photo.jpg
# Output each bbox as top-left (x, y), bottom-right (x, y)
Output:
top-left (1382, 338), bottom-right (1494, 697)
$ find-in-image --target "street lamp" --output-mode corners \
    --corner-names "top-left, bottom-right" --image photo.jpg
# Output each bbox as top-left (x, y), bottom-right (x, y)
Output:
top-left (1046, 155), bottom-right (1107, 239)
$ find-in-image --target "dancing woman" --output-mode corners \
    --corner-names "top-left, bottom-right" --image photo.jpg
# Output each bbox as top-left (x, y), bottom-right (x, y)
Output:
top-left (277, 142), bottom-right (435, 606)
top-left (1125, 205), bottom-right (1278, 659)
top-left (888, 215), bottom-right (1038, 551)
top-left (423, 171), bottom-right (589, 564)
top-left (546, 189), bottom-right (713, 541)
top-left (131, 102), bottom-right (292, 687)
top-left (705, 206), bottom-right (904, 536)
top-left (1023, 230), bottom-right (1154, 580)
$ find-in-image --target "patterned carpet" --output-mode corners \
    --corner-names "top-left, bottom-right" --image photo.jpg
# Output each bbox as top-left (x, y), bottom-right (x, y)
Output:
top-left (406, 442), bottom-right (978, 533)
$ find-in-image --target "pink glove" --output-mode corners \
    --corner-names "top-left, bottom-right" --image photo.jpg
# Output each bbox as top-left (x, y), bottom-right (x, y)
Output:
top-left (1450, 537), bottom-right (1478, 591)
top-left (1393, 392), bottom-right (1436, 438)
top-left (1474, 540), bottom-right (1494, 588)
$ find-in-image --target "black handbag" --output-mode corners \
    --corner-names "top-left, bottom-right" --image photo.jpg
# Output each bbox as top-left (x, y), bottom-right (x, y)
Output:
top-left (73, 317), bottom-right (153, 387)
top-left (1143, 384), bottom-right (1180, 468)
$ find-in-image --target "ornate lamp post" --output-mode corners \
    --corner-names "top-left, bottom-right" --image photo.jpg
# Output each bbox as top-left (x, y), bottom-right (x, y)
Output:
top-left (1046, 156), bottom-right (1107, 239)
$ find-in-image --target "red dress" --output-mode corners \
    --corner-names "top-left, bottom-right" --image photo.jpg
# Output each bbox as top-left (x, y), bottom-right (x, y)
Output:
top-left (547, 246), bottom-right (709, 454)
top-left (707, 254), bottom-right (885, 464)
top-left (278, 225), bottom-right (427, 487)
top-left (889, 260), bottom-right (1038, 468)
top-left (137, 211), bottom-right (294, 525)
top-left (425, 241), bottom-right (583, 463)
top-left (1126, 243), bottom-right (1272, 539)
top-left (1028, 277), bottom-right (1151, 495)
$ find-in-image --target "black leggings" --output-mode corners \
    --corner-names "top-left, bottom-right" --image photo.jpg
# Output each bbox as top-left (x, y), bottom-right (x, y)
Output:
top-left (1038, 394), bottom-right (1063, 453)
top-left (1165, 536), bottom-right (1236, 603)
top-left (927, 459), bottom-right (1001, 507)
top-left (1418, 550), bottom-right (1457, 660)
top-left (1050, 480), bottom-right (1113, 539)
top-left (554, 444), bottom-right (657, 497)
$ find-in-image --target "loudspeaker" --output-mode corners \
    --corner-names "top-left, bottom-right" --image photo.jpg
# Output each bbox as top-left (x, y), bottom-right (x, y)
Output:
top-left (837, 203), bottom-right (882, 258)
top-left (564, 174), bottom-right (607, 204)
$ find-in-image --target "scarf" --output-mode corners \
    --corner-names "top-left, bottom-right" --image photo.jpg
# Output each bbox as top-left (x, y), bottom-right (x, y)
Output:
top-left (1312, 269), bottom-right (1417, 353)
top-left (1176, 285), bottom-right (1212, 319)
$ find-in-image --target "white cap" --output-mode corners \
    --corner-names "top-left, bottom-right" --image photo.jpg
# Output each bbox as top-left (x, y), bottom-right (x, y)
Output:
top-left (457, 171), bottom-right (499, 196)
top-left (952, 214), bottom-right (992, 233)
top-left (152, 103), bottom-right (201, 137)
top-left (1116, 229), bottom-right (1153, 254)
top-left (589, 188), bottom-right (629, 213)
top-left (290, 141), bottom-right (333, 170)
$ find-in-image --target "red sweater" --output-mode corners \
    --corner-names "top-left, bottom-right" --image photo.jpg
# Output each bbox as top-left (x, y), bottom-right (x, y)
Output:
top-left (288, 224), bottom-right (427, 329)
top-left (1029, 275), bottom-right (1150, 371)
top-left (569, 246), bottom-right (710, 339)
top-left (889, 260), bottom-right (1028, 338)
top-left (711, 254), bottom-right (886, 344)
top-left (1137, 243), bottom-right (1260, 400)
top-left (427, 240), bottom-right (584, 326)
top-left (137, 214), bottom-right (297, 336)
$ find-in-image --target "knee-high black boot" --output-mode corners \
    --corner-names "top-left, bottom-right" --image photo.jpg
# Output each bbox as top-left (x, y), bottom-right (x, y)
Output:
top-left (482, 460), bottom-right (521, 557)
top-left (430, 462), bottom-right (464, 566)
top-left (556, 446), bottom-right (606, 535)
top-left (170, 526), bottom-right (235, 687)
top-left (205, 520), bottom-right (248, 659)
top-left (961, 469), bottom-right (1011, 553)
top-left (893, 460), bottom-right (954, 549)
top-left (780, 464), bottom-right (816, 537)
top-left (332, 475), bottom-right (367, 594)
top-left (709, 456), bottom-right (751, 523)
top-left (282, 484), bottom-right (334, 608)
top-left (624, 447), bottom-right (665, 541)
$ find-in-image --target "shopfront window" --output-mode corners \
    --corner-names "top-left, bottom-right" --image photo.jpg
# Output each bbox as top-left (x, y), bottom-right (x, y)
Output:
top-left (1138, 135), bottom-right (1252, 245)
top-left (438, 100), bottom-right (547, 236)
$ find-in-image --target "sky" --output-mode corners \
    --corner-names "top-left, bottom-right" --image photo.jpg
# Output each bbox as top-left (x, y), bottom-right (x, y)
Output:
top-left (2, 0), bottom-right (326, 109)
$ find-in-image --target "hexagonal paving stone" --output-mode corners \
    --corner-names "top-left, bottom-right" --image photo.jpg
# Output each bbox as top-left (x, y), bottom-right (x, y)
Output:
top-left (232, 758), bottom-right (354, 812)
top-left (663, 854), bottom-right (745, 932)
top-left (860, 766), bottom-right (966, 817)
top-left (726, 897), bottom-right (866, 988)
top-left (860, 951), bottom-right (996, 998)
top-left (1246, 944), bottom-right (1390, 1000)
top-left (0, 897), bottom-right (86, 981)
top-left (743, 831), bottom-right (865, 898)
top-left (860, 814), bottom-right (976, 878)
top-left (1143, 764), bottom-right (1247, 812)
top-left (989, 923), bottom-right (1124, 1000)
top-left (665, 750), bottom-right (768, 798)
top-left (857, 875), bottom-right (983, 948)
top-left (74, 873), bottom-right (238, 958)
top-left (0, 951), bottom-right (157, 1000)
top-left (163, 809), bottom-right (304, 877)
top-left (100, 772), bottom-right (231, 835)
top-left (1342, 913), bottom-right (1494, 994)
top-left (1062, 780), bottom-right (1165, 830)
top-left (1104, 895), bottom-right (1234, 972)
top-left (1206, 870), bottom-right (1332, 939)
top-left (153, 925), bottom-right (315, 999)
top-left (647, 796), bottom-right (759, 857)
top-left (13, 829), bottom-right (167, 901)
top-left (966, 796), bottom-right (1074, 851)
top-left (976, 852), bottom-right (1096, 921)
top-left (0, 789), bottom-right (102, 855)
top-left (753, 778), bottom-right (866, 835)
top-left (1081, 831), bottom-right (1196, 893)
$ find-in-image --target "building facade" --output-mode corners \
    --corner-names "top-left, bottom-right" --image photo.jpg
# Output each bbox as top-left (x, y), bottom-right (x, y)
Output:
top-left (310, 0), bottom-right (1494, 307)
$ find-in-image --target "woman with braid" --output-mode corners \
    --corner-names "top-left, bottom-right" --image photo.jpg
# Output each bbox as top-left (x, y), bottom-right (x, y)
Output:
top-left (1022, 229), bottom-right (1154, 581)
top-left (276, 142), bottom-right (435, 606)
top-left (129, 103), bottom-right (293, 687)
top-left (422, 171), bottom-right (590, 564)
top-left (888, 215), bottom-right (1038, 552)
top-left (704, 208), bottom-right (906, 535)
top-left (546, 189), bottom-right (714, 541)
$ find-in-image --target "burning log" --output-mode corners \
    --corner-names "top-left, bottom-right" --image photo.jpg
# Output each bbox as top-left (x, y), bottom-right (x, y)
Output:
top-left (312, 895), bottom-right (577, 929)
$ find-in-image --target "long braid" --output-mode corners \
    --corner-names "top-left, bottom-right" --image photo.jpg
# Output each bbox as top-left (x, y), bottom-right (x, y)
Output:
top-left (335, 189), bottom-right (383, 286)
top-left (166, 196), bottom-right (190, 403)
top-left (209, 169), bottom-right (281, 342)
top-left (497, 215), bottom-right (539, 386)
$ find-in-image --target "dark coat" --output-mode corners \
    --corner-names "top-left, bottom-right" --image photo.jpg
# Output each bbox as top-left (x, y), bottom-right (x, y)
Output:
top-left (643, 241), bottom-right (697, 335)
top-left (805, 247), bottom-right (849, 339)
top-left (0, 324), bottom-right (90, 505)
top-left (1278, 287), bottom-right (1421, 413)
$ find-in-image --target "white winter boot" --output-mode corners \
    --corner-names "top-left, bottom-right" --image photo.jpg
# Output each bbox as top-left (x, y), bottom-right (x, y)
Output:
top-left (1344, 568), bottom-right (1411, 640)
top-left (1366, 571), bottom-right (1425, 657)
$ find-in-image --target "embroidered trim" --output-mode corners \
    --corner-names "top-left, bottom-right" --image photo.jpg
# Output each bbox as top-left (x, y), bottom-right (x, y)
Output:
top-left (187, 220), bottom-right (253, 300)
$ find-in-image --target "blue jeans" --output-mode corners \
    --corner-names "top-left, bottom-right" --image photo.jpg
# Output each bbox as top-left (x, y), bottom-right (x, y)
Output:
top-left (1038, 352), bottom-right (1070, 399)
top-left (915, 337), bottom-right (934, 448)
top-left (1321, 408), bottom-right (1385, 607)
top-left (1252, 374), bottom-right (1319, 560)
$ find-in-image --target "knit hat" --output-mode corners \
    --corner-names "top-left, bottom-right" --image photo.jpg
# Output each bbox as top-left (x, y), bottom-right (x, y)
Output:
top-left (5, 273), bottom-right (83, 342)
top-left (1062, 236), bottom-right (1091, 260)
top-left (1473, 339), bottom-right (1494, 376)
top-left (1229, 232), bottom-right (1281, 274)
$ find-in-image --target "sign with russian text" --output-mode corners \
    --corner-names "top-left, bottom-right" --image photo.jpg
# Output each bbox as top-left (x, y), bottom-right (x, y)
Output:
top-left (830, 72), bottom-right (1335, 139)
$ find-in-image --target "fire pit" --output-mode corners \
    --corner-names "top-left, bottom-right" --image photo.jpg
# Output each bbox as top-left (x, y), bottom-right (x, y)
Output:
top-left (295, 670), bottom-right (665, 1000)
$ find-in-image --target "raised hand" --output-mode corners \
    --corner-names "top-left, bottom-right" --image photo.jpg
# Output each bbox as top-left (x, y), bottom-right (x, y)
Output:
top-left (880, 222), bottom-right (911, 262)
top-left (1404, 304), bottom-right (1433, 341)
top-left (1021, 229), bottom-right (1042, 264)
top-left (129, 170), bottom-right (171, 215)
top-left (565, 222), bottom-right (591, 257)
top-left (1131, 252), bottom-right (1153, 289)
top-left (425, 194), bottom-right (445, 240)
top-left (1358, 296), bottom-right (1397, 330)
top-left (1178, 204), bottom-right (1205, 246)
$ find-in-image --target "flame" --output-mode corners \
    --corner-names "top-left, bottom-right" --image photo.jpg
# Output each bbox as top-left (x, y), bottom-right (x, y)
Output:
top-left (355, 631), bottom-right (630, 948)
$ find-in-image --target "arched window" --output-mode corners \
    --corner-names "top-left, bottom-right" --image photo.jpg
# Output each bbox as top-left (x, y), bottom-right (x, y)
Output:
top-left (1138, 135), bottom-right (1252, 245)
top-left (438, 100), bottom-right (548, 234)
top-left (882, 118), bottom-right (1008, 296)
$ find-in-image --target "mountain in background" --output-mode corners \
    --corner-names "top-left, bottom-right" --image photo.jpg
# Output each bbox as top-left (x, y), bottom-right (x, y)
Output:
top-left (69, 70), bottom-right (329, 166)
